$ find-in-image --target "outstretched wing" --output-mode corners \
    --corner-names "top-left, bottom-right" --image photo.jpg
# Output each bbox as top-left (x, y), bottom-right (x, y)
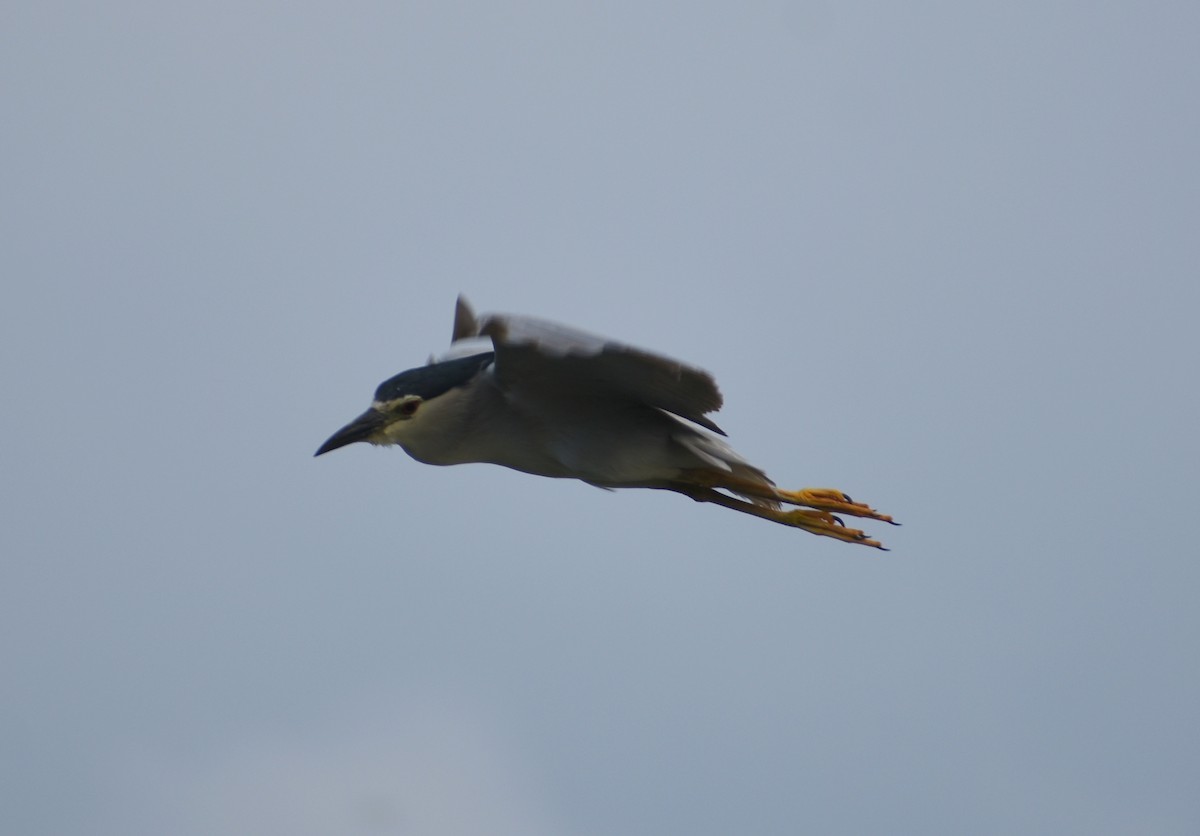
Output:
top-left (452, 296), bottom-right (726, 435)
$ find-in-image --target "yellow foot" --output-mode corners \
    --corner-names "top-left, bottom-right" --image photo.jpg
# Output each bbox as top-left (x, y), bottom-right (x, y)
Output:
top-left (772, 508), bottom-right (887, 550)
top-left (776, 487), bottom-right (897, 525)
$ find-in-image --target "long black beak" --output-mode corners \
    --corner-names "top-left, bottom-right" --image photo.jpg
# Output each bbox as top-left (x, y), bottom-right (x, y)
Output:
top-left (315, 408), bottom-right (386, 456)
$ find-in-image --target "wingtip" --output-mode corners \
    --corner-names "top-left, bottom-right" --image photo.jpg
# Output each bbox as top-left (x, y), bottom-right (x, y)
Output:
top-left (452, 294), bottom-right (479, 342)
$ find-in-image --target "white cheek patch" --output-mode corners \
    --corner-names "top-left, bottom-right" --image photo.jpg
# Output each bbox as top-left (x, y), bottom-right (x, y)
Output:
top-left (377, 422), bottom-right (409, 445)
top-left (368, 395), bottom-right (428, 448)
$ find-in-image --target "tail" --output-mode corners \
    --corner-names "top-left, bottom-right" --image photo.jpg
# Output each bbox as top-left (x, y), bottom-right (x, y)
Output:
top-left (671, 425), bottom-right (781, 508)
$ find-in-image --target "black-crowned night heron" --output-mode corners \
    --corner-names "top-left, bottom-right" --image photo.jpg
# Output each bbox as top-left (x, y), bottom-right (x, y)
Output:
top-left (317, 296), bottom-right (896, 548)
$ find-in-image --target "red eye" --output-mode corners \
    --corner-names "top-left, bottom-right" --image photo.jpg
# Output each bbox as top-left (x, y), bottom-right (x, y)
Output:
top-left (400, 400), bottom-right (420, 416)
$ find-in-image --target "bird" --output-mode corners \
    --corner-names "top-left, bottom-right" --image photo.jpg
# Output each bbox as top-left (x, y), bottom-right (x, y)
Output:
top-left (316, 296), bottom-right (896, 548)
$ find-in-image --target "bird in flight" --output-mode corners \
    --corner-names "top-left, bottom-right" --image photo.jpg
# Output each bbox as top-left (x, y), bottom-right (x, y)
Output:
top-left (317, 296), bottom-right (896, 548)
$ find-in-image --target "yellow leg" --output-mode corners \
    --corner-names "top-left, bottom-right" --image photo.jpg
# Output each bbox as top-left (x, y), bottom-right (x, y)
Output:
top-left (673, 485), bottom-right (889, 550)
top-left (775, 487), bottom-right (897, 525)
top-left (769, 507), bottom-right (887, 549)
top-left (681, 470), bottom-right (897, 528)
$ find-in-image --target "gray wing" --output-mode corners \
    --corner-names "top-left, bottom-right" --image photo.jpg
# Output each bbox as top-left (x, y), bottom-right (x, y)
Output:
top-left (452, 296), bottom-right (726, 435)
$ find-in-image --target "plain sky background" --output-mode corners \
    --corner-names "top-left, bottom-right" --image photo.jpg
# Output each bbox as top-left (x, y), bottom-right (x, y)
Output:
top-left (3, 2), bottom-right (1198, 834)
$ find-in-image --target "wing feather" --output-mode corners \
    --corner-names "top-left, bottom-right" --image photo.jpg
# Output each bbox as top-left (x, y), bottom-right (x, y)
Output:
top-left (453, 298), bottom-right (725, 435)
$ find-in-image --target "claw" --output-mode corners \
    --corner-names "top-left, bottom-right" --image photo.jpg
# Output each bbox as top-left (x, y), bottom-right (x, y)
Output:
top-left (675, 477), bottom-right (894, 549)
top-left (775, 487), bottom-right (896, 526)
top-left (772, 508), bottom-right (887, 548)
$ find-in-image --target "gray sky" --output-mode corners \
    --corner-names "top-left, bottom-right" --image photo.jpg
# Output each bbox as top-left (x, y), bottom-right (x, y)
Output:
top-left (3, 2), bottom-right (1198, 834)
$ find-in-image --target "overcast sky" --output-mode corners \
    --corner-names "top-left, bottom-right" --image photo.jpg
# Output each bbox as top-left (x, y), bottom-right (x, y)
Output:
top-left (3, 2), bottom-right (1198, 834)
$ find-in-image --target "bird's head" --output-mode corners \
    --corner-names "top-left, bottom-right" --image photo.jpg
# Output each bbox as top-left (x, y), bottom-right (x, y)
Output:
top-left (315, 352), bottom-right (494, 456)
